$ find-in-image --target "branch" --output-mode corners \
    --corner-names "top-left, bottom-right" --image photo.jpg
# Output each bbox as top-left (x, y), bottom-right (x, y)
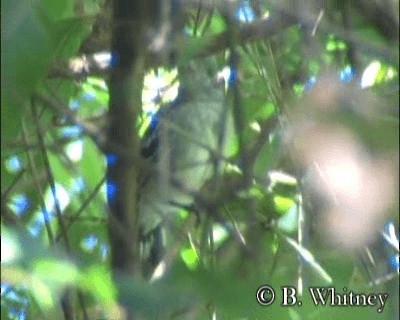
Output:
top-left (353, 0), bottom-right (399, 42)
top-left (48, 14), bottom-right (295, 79)
top-left (106, 0), bottom-right (164, 289)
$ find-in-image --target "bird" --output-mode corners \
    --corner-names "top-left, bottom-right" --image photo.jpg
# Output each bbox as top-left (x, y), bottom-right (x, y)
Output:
top-left (138, 55), bottom-right (231, 271)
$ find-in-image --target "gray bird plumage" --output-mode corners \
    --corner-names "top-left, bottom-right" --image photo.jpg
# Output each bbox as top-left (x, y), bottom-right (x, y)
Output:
top-left (139, 56), bottom-right (229, 246)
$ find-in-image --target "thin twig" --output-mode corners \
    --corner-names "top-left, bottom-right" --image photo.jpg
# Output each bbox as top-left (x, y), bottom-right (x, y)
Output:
top-left (31, 98), bottom-right (87, 319)
top-left (48, 13), bottom-right (296, 79)
top-left (31, 99), bottom-right (70, 250)
top-left (55, 176), bottom-right (106, 242)
top-left (21, 120), bottom-right (55, 244)
top-left (1, 169), bottom-right (26, 200)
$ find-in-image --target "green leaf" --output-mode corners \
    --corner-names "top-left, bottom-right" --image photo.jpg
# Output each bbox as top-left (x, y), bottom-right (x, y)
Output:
top-left (208, 12), bottom-right (227, 34)
top-left (82, 265), bottom-right (117, 304)
top-left (33, 259), bottom-right (79, 284)
top-left (180, 245), bottom-right (200, 270)
top-left (273, 195), bottom-right (294, 215)
top-left (42, 0), bottom-right (73, 21)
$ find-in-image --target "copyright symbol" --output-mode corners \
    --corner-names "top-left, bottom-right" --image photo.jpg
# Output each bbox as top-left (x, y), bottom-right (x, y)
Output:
top-left (256, 285), bottom-right (275, 306)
